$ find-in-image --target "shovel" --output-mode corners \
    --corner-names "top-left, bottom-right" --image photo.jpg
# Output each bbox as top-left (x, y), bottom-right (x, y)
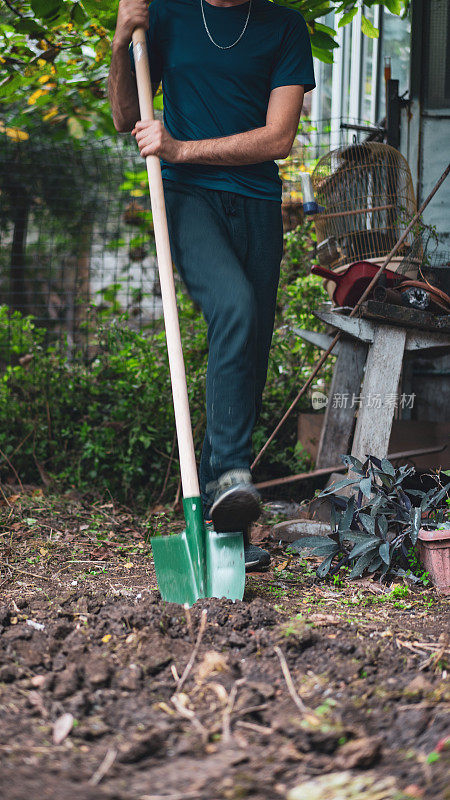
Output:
top-left (131, 28), bottom-right (245, 606)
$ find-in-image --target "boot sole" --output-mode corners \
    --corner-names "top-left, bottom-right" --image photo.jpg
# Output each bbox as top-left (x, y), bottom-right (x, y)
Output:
top-left (211, 484), bottom-right (261, 533)
top-left (245, 559), bottom-right (270, 572)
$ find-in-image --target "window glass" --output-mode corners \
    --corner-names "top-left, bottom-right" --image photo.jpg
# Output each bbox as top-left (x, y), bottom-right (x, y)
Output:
top-left (377, 8), bottom-right (411, 119)
top-left (360, 6), bottom-right (377, 122)
top-left (341, 22), bottom-right (352, 121)
top-left (425, 0), bottom-right (450, 109)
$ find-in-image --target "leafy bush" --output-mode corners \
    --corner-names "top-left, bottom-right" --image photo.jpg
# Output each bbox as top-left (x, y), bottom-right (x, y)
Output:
top-left (0, 220), bottom-right (329, 505)
top-left (255, 221), bottom-right (332, 475)
top-left (1, 317), bottom-right (175, 505)
top-left (291, 455), bottom-right (450, 580)
top-left (0, 306), bottom-right (46, 361)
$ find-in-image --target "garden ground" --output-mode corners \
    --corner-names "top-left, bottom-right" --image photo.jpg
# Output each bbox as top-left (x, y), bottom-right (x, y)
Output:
top-left (0, 488), bottom-right (449, 800)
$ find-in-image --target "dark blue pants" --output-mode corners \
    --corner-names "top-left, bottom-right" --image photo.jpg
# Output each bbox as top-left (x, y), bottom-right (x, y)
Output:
top-left (164, 181), bottom-right (283, 511)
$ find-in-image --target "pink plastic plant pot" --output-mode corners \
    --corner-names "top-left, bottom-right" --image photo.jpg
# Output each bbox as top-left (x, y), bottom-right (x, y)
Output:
top-left (418, 528), bottom-right (450, 594)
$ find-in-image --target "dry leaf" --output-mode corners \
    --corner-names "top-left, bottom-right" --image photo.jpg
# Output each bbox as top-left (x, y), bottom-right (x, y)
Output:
top-left (197, 650), bottom-right (230, 681)
top-left (26, 619), bottom-right (45, 632)
top-left (176, 692), bottom-right (191, 708)
top-left (53, 712), bottom-right (74, 745)
top-left (288, 771), bottom-right (398, 800)
top-left (155, 701), bottom-right (175, 715)
top-left (203, 681), bottom-right (229, 704)
top-left (31, 675), bottom-right (46, 688)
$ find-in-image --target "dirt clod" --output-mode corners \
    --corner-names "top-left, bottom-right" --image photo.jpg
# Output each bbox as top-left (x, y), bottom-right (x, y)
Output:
top-left (84, 655), bottom-right (112, 688)
top-left (52, 663), bottom-right (79, 699)
top-left (117, 725), bottom-right (167, 763)
top-left (335, 736), bottom-right (382, 769)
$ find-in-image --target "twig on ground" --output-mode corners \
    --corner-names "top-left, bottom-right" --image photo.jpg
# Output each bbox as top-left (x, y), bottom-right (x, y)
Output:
top-left (274, 645), bottom-right (307, 714)
top-left (222, 678), bottom-right (245, 744)
top-left (175, 609), bottom-right (207, 694)
top-left (62, 560), bottom-right (116, 566)
top-left (233, 703), bottom-right (268, 720)
top-left (419, 638), bottom-right (449, 672)
top-left (235, 720), bottom-right (274, 736)
top-left (170, 693), bottom-right (207, 738)
top-left (140, 793), bottom-right (203, 800)
top-left (184, 602), bottom-right (195, 641)
top-left (171, 664), bottom-right (180, 682)
top-left (89, 747), bottom-right (117, 786)
top-left (396, 638), bottom-right (449, 655)
top-left (6, 564), bottom-right (54, 582)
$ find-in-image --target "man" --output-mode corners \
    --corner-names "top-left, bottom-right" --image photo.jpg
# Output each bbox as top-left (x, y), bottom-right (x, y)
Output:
top-left (109, 0), bottom-right (315, 570)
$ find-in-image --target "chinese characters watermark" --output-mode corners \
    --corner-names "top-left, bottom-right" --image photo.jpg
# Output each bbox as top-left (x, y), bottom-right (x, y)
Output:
top-left (311, 391), bottom-right (415, 411)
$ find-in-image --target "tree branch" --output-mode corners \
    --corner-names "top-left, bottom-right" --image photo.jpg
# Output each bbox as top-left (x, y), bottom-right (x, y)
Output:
top-left (3, 0), bottom-right (25, 19)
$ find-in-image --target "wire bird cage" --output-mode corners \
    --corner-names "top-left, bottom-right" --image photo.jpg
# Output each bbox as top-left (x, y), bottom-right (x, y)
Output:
top-left (311, 142), bottom-right (417, 273)
top-left (398, 226), bottom-right (450, 294)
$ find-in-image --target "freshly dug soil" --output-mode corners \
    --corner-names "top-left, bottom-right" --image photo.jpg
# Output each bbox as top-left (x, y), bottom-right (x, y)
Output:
top-left (0, 490), bottom-right (449, 800)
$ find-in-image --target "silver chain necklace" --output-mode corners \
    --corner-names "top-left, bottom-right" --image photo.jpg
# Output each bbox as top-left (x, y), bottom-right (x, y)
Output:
top-left (201, 0), bottom-right (252, 50)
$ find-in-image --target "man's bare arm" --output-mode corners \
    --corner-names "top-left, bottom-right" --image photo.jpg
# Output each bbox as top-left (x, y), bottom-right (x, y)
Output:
top-left (133, 85), bottom-right (305, 165)
top-left (108, 0), bottom-right (149, 133)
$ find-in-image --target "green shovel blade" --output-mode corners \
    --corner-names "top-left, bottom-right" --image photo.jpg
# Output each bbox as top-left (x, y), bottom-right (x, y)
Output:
top-left (150, 497), bottom-right (245, 606)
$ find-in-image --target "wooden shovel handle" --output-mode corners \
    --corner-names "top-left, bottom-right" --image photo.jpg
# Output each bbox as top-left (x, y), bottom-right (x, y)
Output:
top-left (132, 28), bottom-right (199, 499)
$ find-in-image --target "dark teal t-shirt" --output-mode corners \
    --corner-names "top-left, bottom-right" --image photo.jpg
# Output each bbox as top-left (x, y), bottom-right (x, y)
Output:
top-left (131, 0), bottom-right (315, 201)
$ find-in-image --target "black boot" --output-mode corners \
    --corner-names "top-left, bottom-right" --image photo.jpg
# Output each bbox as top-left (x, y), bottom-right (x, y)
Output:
top-left (208, 469), bottom-right (261, 533)
top-left (243, 525), bottom-right (270, 571)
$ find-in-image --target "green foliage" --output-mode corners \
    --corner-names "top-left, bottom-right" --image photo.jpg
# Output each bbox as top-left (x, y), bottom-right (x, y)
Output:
top-left (1, 0), bottom-right (116, 139)
top-left (0, 219), bottom-right (329, 504)
top-left (291, 455), bottom-right (450, 581)
top-left (253, 220), bottom-right (330, 476)
top-left (0, 306), bottom-right (46, 357)
top-left (0, 314), bottom-right (174, 505)
top-left (1, 0), bottom-right (409, 140)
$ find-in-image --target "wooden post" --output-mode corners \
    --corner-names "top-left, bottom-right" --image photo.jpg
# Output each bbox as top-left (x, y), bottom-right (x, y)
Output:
top-left (316, 338), bottom-right (368, 468)
top-left (351, 325), bottom-right (407, 462)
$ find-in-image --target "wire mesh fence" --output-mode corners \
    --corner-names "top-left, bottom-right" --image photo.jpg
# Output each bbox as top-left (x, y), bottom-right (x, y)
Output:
top-left (0, 117), bottom-right (387, 367)
top-left (0, 133), bottom-right (162, 366)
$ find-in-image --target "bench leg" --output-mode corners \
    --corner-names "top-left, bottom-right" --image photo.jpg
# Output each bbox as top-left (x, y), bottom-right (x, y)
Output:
top-left (316, 338), bottom-right (368, 468)
top-left (351, 325), bottom-right (407, 463)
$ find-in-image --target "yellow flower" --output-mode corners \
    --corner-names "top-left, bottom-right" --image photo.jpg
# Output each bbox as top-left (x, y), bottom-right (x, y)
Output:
top-left (43, 106), bottom-right (58, 120)
top-left (38, 75), bottom-right (50, 84)
top-left (0, 123), bottom-right (29, 141)
top-left (28, 88), bottom-right (47, 105)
